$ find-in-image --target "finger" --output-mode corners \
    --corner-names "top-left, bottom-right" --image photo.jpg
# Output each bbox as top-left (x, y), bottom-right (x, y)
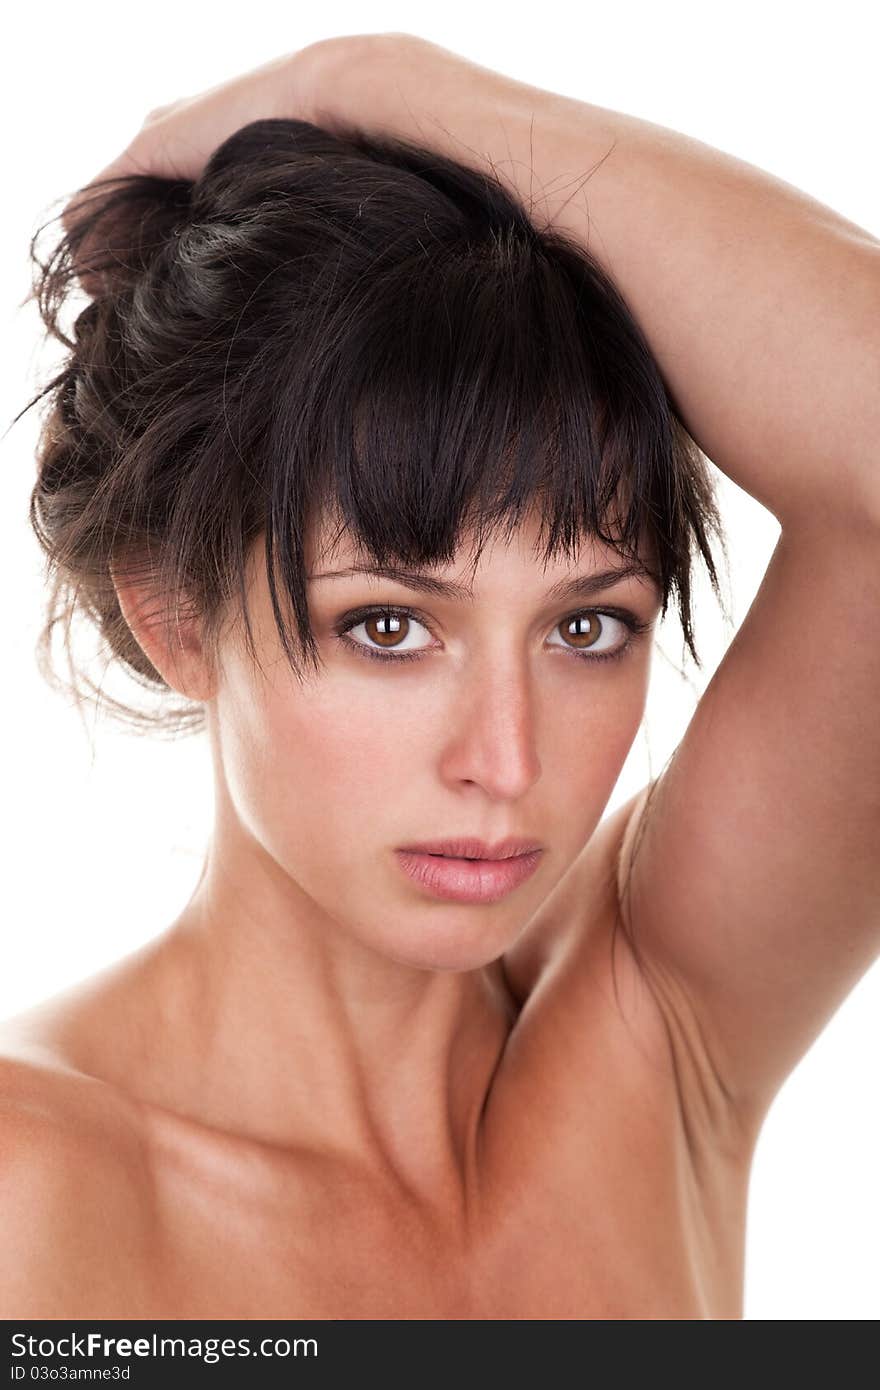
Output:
top-left (58, 41), bottom-right (341, 285)
top-left (121, 49), bottom-right (304, 184)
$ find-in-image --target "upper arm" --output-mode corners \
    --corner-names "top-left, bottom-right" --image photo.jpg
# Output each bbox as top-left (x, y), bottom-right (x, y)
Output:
top-left (619, 512), bottom-right (880, 1129)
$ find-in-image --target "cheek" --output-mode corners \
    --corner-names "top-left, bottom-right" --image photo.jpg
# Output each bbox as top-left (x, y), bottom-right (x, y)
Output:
top-left (547, 676), bottom-right (646, 805)
top-left (214, 660), bottom-right (398, 870)
top-left (535, 655), bottom-right (651, 849)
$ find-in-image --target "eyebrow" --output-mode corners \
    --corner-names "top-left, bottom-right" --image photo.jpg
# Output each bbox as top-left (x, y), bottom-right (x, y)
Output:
top-left (307, 561), bottom-right (661, 602)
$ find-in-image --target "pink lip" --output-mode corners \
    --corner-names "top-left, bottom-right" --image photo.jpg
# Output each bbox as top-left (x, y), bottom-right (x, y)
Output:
top-left (394, 848), bottom-right (544, 904)
top-left (396, 836), bottom-right (543, 861)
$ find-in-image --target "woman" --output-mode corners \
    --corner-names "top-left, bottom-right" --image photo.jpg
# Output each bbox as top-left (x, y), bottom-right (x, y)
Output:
top-left (3, 32), bottom-right (878, 1320)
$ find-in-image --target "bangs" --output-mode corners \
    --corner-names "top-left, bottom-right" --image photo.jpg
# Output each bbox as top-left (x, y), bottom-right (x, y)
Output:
top-left (24, 116), bottom-right (724, 733)
top-left (254, 217), bottom-right (680, 681)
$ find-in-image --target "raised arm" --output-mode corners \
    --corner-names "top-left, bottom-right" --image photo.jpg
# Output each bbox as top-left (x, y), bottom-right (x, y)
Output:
top-left (297, 34), bottom-right (880, 1126)
top-left (296, 34), bottom-right (879, 529)
top-left (73, 31), bottom-right (880, 522)
top-left (68, 33), bottom-right (880, 1127)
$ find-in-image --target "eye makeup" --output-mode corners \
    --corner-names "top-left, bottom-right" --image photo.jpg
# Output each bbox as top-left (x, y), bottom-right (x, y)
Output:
top-left (331, 603), bottom-right (653, 667)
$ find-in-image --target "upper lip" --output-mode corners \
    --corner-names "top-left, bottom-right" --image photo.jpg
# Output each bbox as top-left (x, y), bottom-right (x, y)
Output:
top-left (396, 837), bottom-right (544, 861)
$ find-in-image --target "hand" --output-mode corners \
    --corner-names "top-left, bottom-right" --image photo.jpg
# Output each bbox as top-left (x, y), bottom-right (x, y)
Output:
top-left (61, 34), bottom-right (360, 237)
top-left (58, 32), bottom-right (526, 298)
top-left (62, 32), bottom-right (519, 236)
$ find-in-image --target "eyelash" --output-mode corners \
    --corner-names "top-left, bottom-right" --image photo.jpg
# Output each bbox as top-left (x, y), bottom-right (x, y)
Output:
top-left (332, 605), bottom-right (653, 667)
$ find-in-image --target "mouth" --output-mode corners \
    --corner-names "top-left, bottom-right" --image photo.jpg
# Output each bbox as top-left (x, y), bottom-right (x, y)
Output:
top-left (394, 845), bottom-right (544, 904)
top-left (396, 836), bottom-right (544, 862)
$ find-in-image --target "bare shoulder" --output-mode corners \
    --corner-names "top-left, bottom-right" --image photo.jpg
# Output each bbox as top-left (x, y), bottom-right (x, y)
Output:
top-left (0, 1046), bottom-right (157, 1317)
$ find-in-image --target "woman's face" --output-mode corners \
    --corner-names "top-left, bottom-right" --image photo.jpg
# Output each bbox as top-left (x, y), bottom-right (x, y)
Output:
top-left (208, 508), bottom-right (662, 971)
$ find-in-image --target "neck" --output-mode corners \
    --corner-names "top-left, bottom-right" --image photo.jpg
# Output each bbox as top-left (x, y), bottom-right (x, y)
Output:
top-left (174, 857), bottom-right (513, 1173)
top-left (78, 800), bottom-right (518, 1202)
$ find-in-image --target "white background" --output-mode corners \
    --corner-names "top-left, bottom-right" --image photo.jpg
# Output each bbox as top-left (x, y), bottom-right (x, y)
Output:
top-left (1, 0), bottom-right (877, 1320)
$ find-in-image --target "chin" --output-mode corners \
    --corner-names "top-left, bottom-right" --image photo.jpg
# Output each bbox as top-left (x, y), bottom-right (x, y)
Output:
top-left (363, 910), bottom-right (524, 974)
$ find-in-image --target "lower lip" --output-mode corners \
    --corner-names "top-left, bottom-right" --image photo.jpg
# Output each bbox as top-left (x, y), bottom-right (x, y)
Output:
top-left (394, 850), bottom-right (543, 903)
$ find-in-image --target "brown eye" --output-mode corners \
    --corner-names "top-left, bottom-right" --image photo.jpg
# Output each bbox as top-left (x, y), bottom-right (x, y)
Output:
top-left (338, 608), bottom-right (435, 660)
top-left (364, 612), bottom-right (409, 648)
top-left (547, 611), bottom-right (629, 659)
top-left (560, 614), bottom-right (602, 649)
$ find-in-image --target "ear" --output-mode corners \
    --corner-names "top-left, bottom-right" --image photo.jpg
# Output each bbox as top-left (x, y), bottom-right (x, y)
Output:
top-left (110, 562), bottom-right (218, 703)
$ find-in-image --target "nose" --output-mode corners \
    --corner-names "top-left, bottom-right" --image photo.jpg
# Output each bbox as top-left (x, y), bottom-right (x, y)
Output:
top-left (439, 652), bottom-right (543, 801)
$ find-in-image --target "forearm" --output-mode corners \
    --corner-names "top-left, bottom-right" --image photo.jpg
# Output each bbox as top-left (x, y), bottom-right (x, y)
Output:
top-left (322, 36), bottom-right (880, 528)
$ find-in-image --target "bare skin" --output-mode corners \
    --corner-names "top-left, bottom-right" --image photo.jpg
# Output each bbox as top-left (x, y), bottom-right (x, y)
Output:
top-left (0, 787), bottom-right (748, 1320)
top-left (6, 506), bottom-right (733, 1320)
top-left (4, 33), bottom-right (878, 1320)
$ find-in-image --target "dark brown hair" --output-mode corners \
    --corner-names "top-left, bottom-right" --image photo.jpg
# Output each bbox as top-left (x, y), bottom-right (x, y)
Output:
top-left (17, 116), bottom-right (726, 737)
